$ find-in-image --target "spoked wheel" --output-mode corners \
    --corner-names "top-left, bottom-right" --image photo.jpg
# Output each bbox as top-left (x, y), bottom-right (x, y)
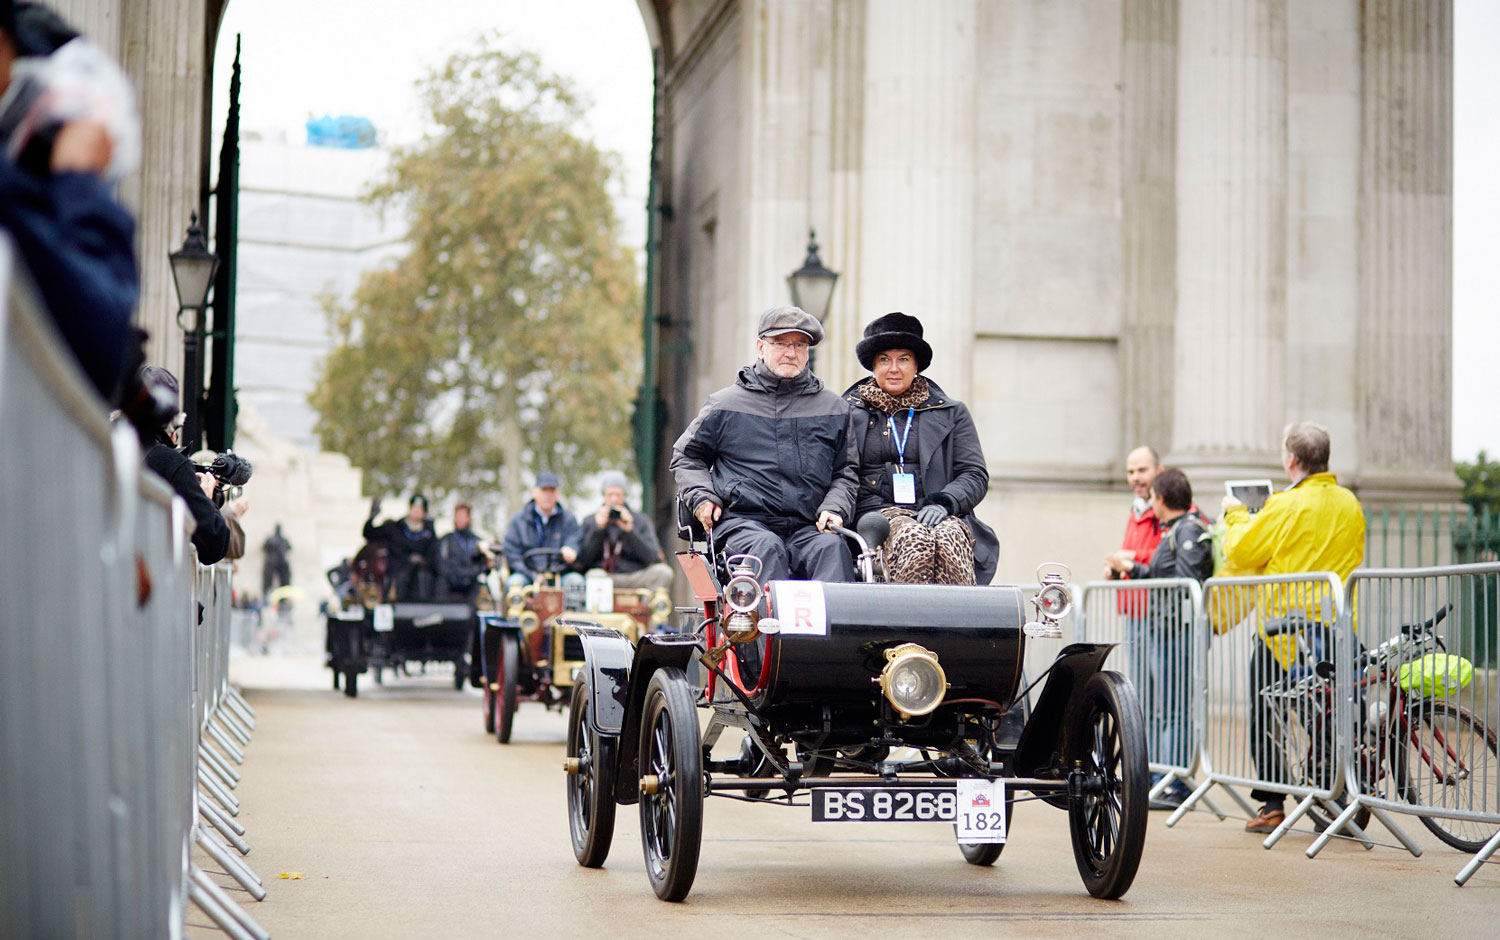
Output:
top-left (1067, 671), bottom-right (1148, 899)
top-left (1398, 701), bottom-right (1500, 852)
top-left (638, 667), bottom-right (703, 902)
top-left (496, 632), bottom-right (519, 744)
top-left (483, 682), bottom-right (496, 734)
top-left (567, 680), bottom-right (617, 867)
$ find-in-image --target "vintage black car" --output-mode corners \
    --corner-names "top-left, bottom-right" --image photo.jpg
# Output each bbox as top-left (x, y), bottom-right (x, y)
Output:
top-left (325, 541), bottom-right (481, 697)
top-left (562, 508), bottom-right (1149, 901)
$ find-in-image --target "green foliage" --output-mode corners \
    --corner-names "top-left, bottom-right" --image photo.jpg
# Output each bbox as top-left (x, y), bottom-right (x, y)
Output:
top-left (1456, 450), bottom-right (1500, 517)
top-left (311, 35), bottom-right (641, 507)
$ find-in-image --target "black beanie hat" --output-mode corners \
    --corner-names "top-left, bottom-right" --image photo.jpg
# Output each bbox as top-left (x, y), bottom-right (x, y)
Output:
top-left (855, 312), bottom-right (933, 372)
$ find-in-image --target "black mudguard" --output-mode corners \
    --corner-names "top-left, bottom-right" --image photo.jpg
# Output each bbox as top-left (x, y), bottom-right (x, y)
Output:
top-left (572, 622), bottom-right (701, 805)
top-left (477, 612), bottom-right (527, 686)
top-left (1011, 642), bottom-right (1119, 806)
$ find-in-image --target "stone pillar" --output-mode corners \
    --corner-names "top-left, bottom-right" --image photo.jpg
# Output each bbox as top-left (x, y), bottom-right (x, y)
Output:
top-left (740, 0), bottom-right (816, 354)
top-left (859, 0), bottom-right (977, 401)
top-left (1120, 0), bottom-right (1178, 455)
top-left (1170, 0), bottom-right (1288, 475)
top-left (119, 0), bottom-right (210, 380)
top-left (1357, 0), bottom-right (1455, 496)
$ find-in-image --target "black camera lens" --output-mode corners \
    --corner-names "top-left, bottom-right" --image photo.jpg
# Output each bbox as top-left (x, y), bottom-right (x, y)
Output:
top-left (608, 507), bottom-right (621, 520)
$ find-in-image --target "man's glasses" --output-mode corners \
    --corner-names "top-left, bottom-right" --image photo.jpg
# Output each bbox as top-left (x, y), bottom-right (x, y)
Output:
top-left (764, 339), bottom-right (810, 353)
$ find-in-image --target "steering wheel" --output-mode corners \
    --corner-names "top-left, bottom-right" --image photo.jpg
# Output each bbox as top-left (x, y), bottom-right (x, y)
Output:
top-left (522, 546), bottom-right (570, 575)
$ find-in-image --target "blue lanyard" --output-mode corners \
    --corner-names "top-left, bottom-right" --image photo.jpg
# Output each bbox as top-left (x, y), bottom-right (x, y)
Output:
top-left (888, 409), bottom-right (914, 472)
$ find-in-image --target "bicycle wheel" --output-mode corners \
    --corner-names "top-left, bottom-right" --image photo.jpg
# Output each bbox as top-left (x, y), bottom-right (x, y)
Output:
top-left (1397, 701), bottom-right (1499, 853)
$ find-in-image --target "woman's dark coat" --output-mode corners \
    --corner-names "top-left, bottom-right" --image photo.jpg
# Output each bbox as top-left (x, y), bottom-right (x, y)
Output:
top-left (843, 377), bottom-right (999, 585)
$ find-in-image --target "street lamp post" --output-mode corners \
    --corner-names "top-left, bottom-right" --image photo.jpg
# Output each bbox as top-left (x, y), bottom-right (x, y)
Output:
top-left (786, 229), bottom-right (839, 372)
top-left (170, 213), bottom-right (218, 453)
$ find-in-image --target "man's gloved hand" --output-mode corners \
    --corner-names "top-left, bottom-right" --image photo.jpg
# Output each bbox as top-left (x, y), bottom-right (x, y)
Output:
top-left (915, 504), bottom-right (949, 527)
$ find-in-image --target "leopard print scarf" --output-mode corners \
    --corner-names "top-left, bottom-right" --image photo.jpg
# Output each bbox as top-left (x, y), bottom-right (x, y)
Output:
top-left (858, 375), bottom-right (931, 415)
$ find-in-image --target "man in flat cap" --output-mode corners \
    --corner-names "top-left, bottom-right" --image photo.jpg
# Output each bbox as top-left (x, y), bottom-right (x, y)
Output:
top-left (672, 305), bottom-right (858, 602)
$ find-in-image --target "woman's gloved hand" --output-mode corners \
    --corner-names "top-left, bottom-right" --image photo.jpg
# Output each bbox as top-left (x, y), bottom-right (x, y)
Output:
top-left (915, 504), bottom-right (949, 527)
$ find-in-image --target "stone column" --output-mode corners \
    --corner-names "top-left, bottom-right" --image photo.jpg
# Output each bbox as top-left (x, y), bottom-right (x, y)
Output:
top-left (1170, 0), bottom-right (1288, 476)
top-left (1357, 0), bottom-right (1455, 495)
top-left (1120, 0), bottom-right (1178, 455)
top-left (120, 0), bottom-right (210, 379)
top-left (859, 0), bottom-right (977, 401)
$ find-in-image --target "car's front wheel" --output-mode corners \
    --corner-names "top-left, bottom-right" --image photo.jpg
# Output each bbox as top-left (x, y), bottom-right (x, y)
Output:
top-left (1067, 671), bottom-right (1148, 899)
top-left (638, 667), bottom-right (703, 901)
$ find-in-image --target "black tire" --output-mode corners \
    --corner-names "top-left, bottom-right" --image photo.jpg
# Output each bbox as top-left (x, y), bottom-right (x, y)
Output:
top-left (957, 729), bottom-right (1009, 865)
top-left (567, 680), bottom-right (617, 867)
top-left (343, 667), bottom-right (359, 698)
top-left (496, 632), bottom-right (519, 744)
top-left (1067, 671), bottom-right (1148, 900)
top-left (453, 656), bottom-right (467, 691)
top-left (1397, 701), bottom-right (1499, 853)
top-left (483, 683), bottom-right (496, 734)
top-left (638, 667), bottom-right (703, 902)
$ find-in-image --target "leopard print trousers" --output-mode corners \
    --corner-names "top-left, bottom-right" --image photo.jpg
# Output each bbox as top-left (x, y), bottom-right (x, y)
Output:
top-left (880, 506), bottom-right (976, 585)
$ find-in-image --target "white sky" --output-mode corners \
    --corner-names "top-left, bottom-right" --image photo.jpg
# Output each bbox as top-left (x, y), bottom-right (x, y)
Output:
top-left (212, 0), bottom-right (1498, 462)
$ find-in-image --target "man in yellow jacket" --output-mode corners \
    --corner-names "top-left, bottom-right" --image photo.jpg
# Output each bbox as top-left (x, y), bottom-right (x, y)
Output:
top-left (1219, 421), bottom-right (1365, 834)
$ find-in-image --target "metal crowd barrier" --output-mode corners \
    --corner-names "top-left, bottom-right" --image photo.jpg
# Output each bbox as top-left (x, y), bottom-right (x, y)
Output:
top-left (0, 238), bottom-right (268, 937)
top-left (1076, 579), bottom-right (1222, 814)
top-left (1183, 572), bottom-right (1357, 848)
top-left (1308, 564), bottom-right (1500, 885)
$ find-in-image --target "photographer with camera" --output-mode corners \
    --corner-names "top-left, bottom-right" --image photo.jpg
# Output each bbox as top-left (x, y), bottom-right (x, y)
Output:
top-left (138, 366), bottom-right (229, 565)
top-left (574, 471), bottom-right (673, 591)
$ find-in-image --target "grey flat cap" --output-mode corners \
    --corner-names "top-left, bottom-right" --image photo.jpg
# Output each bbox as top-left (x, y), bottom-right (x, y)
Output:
top-left (757, 305), bottom-right (824, 346)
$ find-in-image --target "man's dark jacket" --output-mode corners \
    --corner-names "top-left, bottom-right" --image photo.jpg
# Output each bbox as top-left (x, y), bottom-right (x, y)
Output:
top-left (1129, 513), bottom-right (1213, 584)
top-left (502, 502), bottom-right (581, 581)
top-left (671, 360), bottom-right (857, 527)
top-left (438, 526), bottom-right (487, 599)
top-left (844, 377), bottom-right (999, 585)
top-left (144, 442), bottom-right (229, 565)
top-left (575, 506), bottom-right (665, 574)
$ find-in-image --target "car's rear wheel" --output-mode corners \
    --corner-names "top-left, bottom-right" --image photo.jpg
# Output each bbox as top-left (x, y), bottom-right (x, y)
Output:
top-left (496, 632), bottom-right (519, 744)
top-left (639, 667), bottom-right (703, 901)
top-left (567, 679), bottom-right (617, 867)
top-left (1067, 671), bottom-right (1148, 899)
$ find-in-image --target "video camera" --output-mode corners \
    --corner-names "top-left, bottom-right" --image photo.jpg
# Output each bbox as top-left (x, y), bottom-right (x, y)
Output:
top-left (193, 450), bottom-right (253, 506)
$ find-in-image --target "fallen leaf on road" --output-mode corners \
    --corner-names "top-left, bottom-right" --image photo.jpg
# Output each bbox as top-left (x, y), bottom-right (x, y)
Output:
top-left (279, 872), bottom-right (304, 880)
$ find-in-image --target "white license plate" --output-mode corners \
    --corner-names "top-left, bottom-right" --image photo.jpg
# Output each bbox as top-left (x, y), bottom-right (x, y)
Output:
top-left (373, 604), bottom-right (394, 633)
top-left (811, 787), bottom-right (957, 823)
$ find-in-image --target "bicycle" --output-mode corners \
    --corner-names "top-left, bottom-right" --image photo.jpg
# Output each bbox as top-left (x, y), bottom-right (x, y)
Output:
top-left (1259, 606), bottom-right (1498, 851)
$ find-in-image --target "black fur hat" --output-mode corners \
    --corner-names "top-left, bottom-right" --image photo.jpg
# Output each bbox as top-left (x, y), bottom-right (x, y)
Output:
top-left (855, 312), bottom-right (933, 372)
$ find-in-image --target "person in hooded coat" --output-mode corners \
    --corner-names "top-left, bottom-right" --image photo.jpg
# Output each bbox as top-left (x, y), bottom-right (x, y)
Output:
top-left (843, 312), bottom-right (997, 585)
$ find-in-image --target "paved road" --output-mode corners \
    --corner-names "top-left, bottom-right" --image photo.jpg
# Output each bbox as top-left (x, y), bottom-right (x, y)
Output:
top-left (206, 655), bottom-right (1496, 939)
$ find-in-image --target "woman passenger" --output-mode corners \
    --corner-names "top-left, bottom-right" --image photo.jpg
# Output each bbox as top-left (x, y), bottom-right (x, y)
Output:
top-left (843, 313), bottom-right (997, 584)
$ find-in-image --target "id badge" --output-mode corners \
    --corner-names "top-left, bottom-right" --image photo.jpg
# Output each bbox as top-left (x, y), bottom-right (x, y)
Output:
top-left (892, 472), bottom-right (916, 504)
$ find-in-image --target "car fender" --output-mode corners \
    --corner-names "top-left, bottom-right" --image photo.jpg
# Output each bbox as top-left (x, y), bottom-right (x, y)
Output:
top-left (1010, 642), bottom-right (1119, 805)
top-left (570, 628), bottom-right (702, 805)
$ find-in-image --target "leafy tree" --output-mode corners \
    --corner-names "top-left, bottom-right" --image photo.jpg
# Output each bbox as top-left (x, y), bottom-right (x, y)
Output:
top-left (1456, 450), bottom-right (1500, 518)
top-left (311, 35), bottom-right (641, 514)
